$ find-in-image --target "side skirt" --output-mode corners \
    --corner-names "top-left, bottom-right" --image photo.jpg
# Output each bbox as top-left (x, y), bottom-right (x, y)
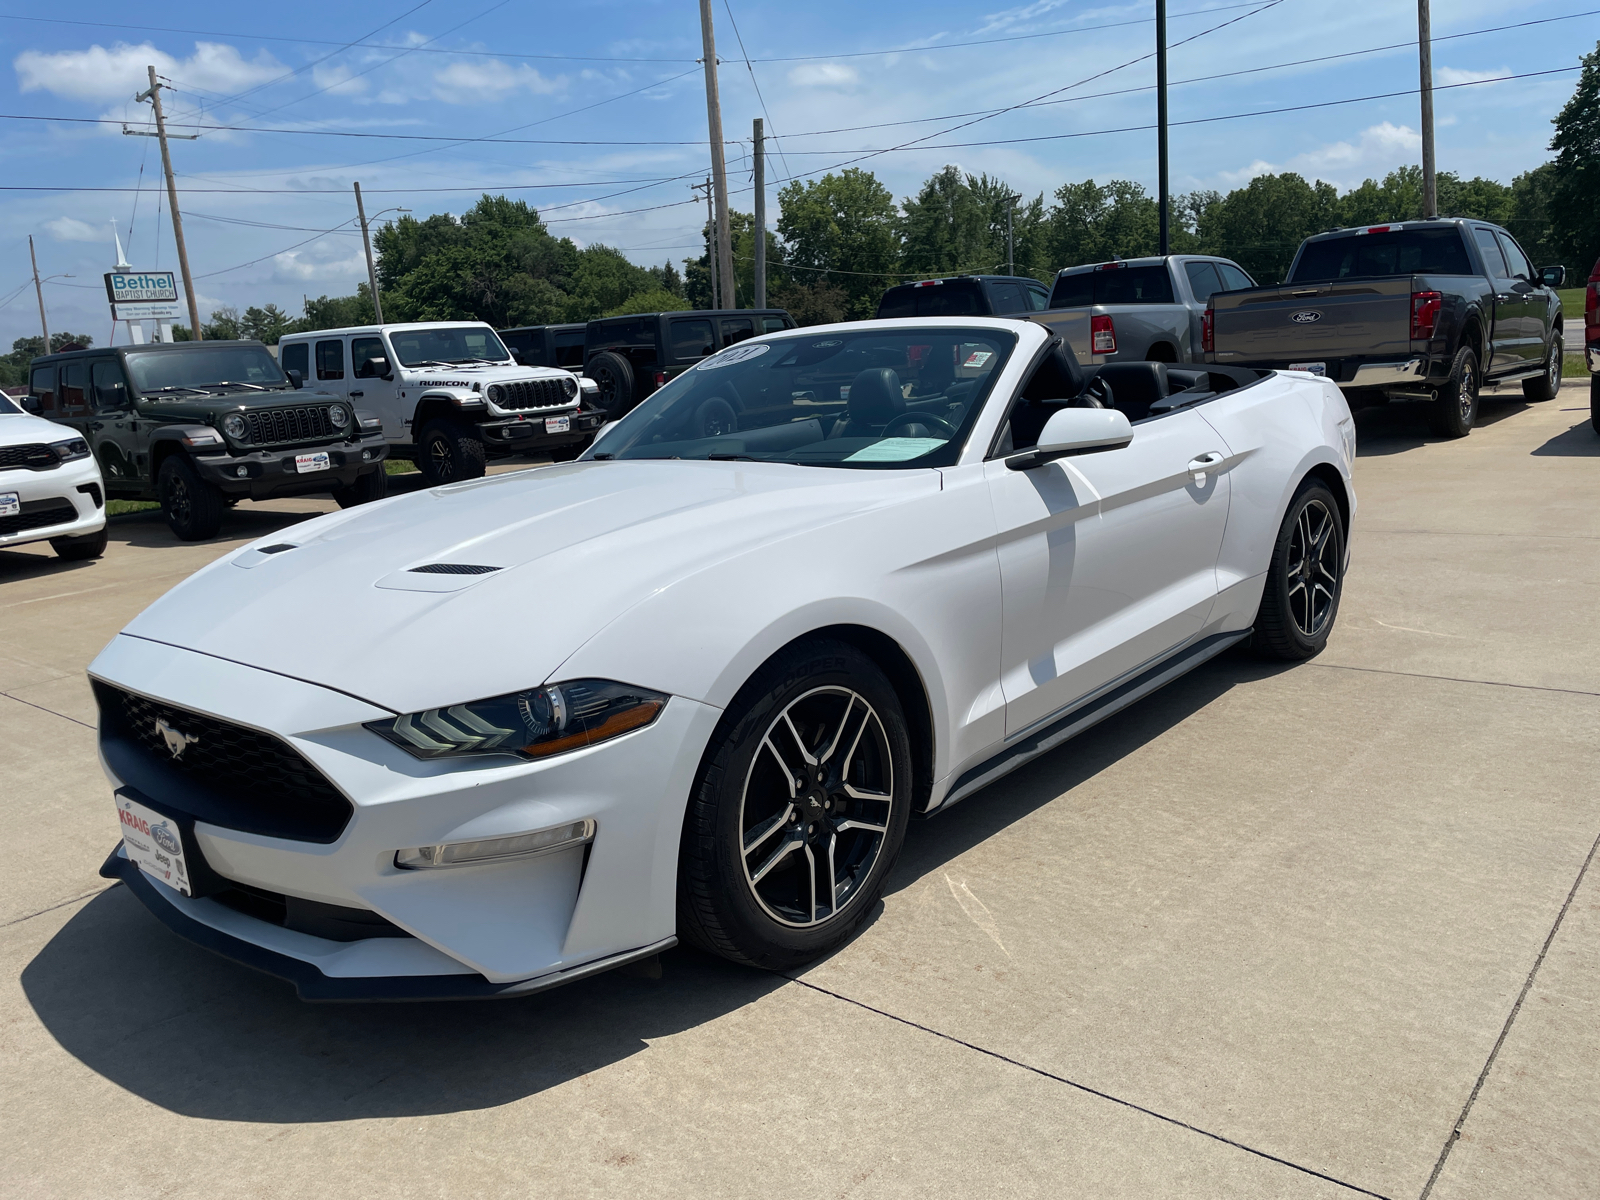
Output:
top-left (930, 628), bottom-right (1251, 814)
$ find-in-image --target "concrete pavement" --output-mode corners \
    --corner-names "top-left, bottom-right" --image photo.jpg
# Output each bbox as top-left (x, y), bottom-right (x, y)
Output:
top-left (2, 392), bottom-right (1596, 1198)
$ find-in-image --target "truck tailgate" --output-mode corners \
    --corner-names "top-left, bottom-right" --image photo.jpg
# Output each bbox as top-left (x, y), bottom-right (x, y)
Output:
top-left (1212, 276), bottom-right (1414, 365)
top-left (1027, 309), bottom-right (1092, 363)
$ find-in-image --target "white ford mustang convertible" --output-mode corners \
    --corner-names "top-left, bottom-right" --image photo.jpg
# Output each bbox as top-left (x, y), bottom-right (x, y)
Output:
top-left (92, 317), bottom-right (1355, 999)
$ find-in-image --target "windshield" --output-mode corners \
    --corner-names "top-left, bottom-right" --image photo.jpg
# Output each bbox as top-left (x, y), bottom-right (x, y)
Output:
top-left (125, 345), bottom-right (287, 393)
top-left (1289, 228), bottom-right (1472, 282)
top-left (593, 326), bottom-right (1017, 469)
top-left (0, 394), bottom-right (19, 415)
top-left (1048, 264), bottom-right (1175, 307)
top-left (389, 325), bottom-right (511, 367)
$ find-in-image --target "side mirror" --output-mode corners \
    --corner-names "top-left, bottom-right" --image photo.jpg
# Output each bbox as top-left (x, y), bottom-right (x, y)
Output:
top-left (361, 355), bottom-right (390, 379)
top-left (1539, 265), bottom-right (1566, 288)
top-left (21, 395), bottom-right (41, 414)
top-left (286, 369), bottom-right (303, 390)
top-left (1006, 407), bottom-right (1133, 471)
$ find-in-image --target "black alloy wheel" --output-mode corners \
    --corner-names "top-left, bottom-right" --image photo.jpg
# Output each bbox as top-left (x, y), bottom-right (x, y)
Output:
top-left (1428, 345), bottom-right (1479, 439)
top-left (157, 455), bottom-right (226, 541)
top-left (1252, 480), bottom-right (1345, 661)
top-left (1523, 336), bottom-right (1562, 403)
top-left (678, 639), bottom-right (912, 969)
top-left (417, 419), bottom-right (486, 486)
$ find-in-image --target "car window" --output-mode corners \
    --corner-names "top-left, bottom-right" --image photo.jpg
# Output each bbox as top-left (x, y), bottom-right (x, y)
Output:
top-left (1184, 261), bottom-right (1222, 302)
top-left (351, 337), bottom-right (388, 378)
top-left (918, 281), bottom-right (986, 316)
top-left (1098, 265), bottom-right (1174, 304)
top-left (589, 319), bottom-right (652, 351)
top-left (316, 339), bottom-right (344, 381)
top-left (1495, 232), bottom-right (1534, 281)
top-left (594, 326), bottom-right (1017, 471)
top-left (92, 360), bottom-right (130, 411)
top-left (1216, 262), bottom-right (1254, 291)
top-left (762, 316), bottom-right (790, 332)
top-left (0, 393), bottom-right (19, 415)
top-left (1293, 228), bottom-right (1475, 282)
top-left (1472, 228), bottom-right (1510, 278)
top-left (987, 282), bottom-right (1026, 314)
top-left (60, 362), bottom-right (88, 412)
top-left (1026, 285), bottom-right (1050, 311)
top-left (30, 366), bottom-right (56, 412)
top-left (500, 330), bottom-right (540, 365)
top-left (875, 287), bottom-right (917, 319)
top-left (1048, 273), bottom-right (1093, 308)
top-left (280, 342), bottom-right (309, 379)
top-left (553, 331), bottom-right (585, 367)
top-left (388, 325), bottom-right (512, 367)
top-left (720, 318), bottom-right (755, 348)
top-left (670, 319), bottom-right (715, 360)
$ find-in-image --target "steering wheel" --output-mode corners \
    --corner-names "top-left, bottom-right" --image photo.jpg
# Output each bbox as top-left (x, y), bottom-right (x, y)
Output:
top-left (880, 410), bottom-right (957, 439)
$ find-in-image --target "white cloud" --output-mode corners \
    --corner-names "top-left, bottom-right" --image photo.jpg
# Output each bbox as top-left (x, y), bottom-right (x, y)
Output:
top-left (431, 60), bottom-right (563, 103)
top-left (273, 248), bottom-right (367, 282)
top-left (14, 41), bottom-right (284, 104)
top-left (45, 216), bottom-right (106, 242)
top-left (311, 63), bottom-right (368, 96)
top-left (1212, 123), bottom-right (1426, 192)
top-left (1217, 160), bottom-right (1276, 187)
top-left (1437, 66), bottom-right (1509, 88)
top-left (787, 63), bottom-right (859, 87)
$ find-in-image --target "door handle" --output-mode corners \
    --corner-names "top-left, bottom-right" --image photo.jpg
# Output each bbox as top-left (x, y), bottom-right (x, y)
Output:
top-left (1187, 452), bottom-right (1224, 486)
top-left (88, 421), bottom-right (104, 431)
top-left (349, 390), bottom-right (364, 397)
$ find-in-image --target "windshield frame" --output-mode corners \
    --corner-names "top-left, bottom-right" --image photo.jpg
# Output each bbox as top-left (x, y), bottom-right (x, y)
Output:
top-left (587, 322), bottom-right (1022, 471)
top-left (388, 324), bottom-right (513, 368)
top-left (122, 345), bottom-right (289, 395)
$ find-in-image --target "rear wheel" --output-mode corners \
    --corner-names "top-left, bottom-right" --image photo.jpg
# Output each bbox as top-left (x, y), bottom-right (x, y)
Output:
top-left (331, 466), bottom-right (389, 509)
top-left (157, 455), bottom-right (226, 541)
top-left (50, 528), bottom-right (108, 560)
top-left (1252, 480), bottom-right (1345, 661)
top-left (1427, 346), bottom-right (1479, 438)
top-left (1523, 335), bottom-right (1562, 402)
top-left (1590, 374), bottom-right (1599, 434)
top-left (417, 420), bottom-right (486, 486)
top-left (587, 351), bottom-right (635, 420)
top-left (677, 639), bottom-right (913, 970)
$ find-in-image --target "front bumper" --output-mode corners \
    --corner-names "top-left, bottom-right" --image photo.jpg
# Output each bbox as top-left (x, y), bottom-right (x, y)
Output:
top-left (0, 454), bottom-right (106, 548)
top-left (192, 433), bottom-right (388, 499)
top-left (476, 407), bottom-right (602, 454)
top-left (88, 633), bottom-right (721, 998)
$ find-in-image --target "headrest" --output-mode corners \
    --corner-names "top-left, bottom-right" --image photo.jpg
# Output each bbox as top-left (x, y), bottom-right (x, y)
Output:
top-left (848, 368), bottom-right (905, 425)
top-left (1020, 340), bottom-right (1086, 402)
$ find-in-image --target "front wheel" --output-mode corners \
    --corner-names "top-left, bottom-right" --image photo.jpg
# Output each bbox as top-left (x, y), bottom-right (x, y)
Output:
top-left (1523, 336), bottom-right (1562, 402)
top-left (1590, 374), bottom-right (1599, 435)
top-left (1252, 480), bottom-right (1345, 661)
top-left (417, 420), bottom-right (486, 486)
top-left (50, 528), bottom-right (108, 560)
top-left (157, 455), bottom-right (226, 541)
top-left (332, 466), bottom-right (389, 509)
top-left (1427, 345), bottom-right (1479, 438)
top-left (677, 639), bottom-right (913, 970)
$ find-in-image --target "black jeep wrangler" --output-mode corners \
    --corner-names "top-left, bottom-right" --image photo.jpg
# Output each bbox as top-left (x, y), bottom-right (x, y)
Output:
top-left (25, 341), bottom-right (389, 541)
top-left (499, 323), bottom-right (587, 371)
top-left (570, 309), bottom-right (794, 419)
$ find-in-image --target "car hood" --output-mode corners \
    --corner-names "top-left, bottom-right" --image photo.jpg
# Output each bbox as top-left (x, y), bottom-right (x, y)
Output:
top-left (120, 460), bottom-right (939, 714)
top-left (136, 388), bottom-right (341, 421)
top-left (0, 410), bottom-right (75, 446)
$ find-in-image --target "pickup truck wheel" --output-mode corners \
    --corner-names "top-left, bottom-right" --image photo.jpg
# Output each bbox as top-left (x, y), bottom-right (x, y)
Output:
top-left (1427, 346), bottom-right (1479, 439)
top-left (332, 466), bottom-right (390, 509)
top-left (1252, 480), bottom-right (1344, 661)
top-left (157, 455), bottom-right (226, 541)
top-left (587, 351), bottom-right (635, 419)
top-left (1590, 374), bottom-right (1599, 434)
top-left (1523, 336), bottom-right (1562, 402)
top-left (417, 420), bottom-right (486, 485)
top-left (50, 528), bottom-right (108, 560)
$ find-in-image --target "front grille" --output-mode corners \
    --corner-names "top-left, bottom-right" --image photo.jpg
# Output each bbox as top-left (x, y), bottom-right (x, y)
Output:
top-left (0, 501), bottom-right (75, 537)
top-left (212, 881), bottom-right (408, 941)
top-left (242, 406), bottom-right (335, 446)
top-left (0, 443), bottom-right (57, 471)
top-left (491, 378), bottom-right (574, 410)
top-left (93, 680), bottom-right (353, 844)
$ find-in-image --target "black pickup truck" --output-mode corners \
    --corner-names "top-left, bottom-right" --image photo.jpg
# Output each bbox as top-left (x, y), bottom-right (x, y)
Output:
top-left (1206, 219), bottom-right (1566, 437)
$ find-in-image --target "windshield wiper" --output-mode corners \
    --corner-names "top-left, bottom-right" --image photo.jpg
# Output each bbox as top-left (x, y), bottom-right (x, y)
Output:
top-left (705, 452), bottom-right (763, 461)
top-left (210, 381), bottom-right (268, 391)
top-left (406, 360), bottom-right (456, 369)
top-left (142, 385), bottom-right (206, 395)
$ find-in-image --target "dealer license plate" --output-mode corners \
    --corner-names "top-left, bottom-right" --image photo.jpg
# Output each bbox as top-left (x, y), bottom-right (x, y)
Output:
top-left (115, 794), bottom-right (191, 896)
top-left (544, 415), bottom-right (571, 434)
top-left (295, 451), bottom-right (331, 473)
top-left (0, 492), bottom-right (17, 518)
top-left (1288, 362), bottom-right (1327, 377)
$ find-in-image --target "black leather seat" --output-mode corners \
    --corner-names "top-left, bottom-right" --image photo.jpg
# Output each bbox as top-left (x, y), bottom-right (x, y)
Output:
top-left (1091, 362), bottom-right (1170, 422)
top-left (829, 367), bottom-right (905, 438)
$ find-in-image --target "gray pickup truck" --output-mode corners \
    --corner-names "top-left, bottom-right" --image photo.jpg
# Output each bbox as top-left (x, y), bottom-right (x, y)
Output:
top-left (1029, 255), bottom-right (1256, 366)
top-left (1206, 218), bottom-right (1566, 438)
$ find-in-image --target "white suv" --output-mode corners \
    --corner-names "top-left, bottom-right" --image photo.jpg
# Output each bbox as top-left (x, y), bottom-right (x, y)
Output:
top-left (278, 322), bottom-right (604, 484)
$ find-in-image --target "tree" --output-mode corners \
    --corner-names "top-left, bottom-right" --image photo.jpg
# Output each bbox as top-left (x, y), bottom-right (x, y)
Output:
top-left (899, 165), bottom-right (993, 277)
top-left (1547, 38), bottom-right (1600, 274)
top-left (301, 285), bottom-right (376, 329)
top-left (768, 277), bottom-right (848, 326)
top-left (777, 169), bottom-right (900, 319)
top-left (684, 210), bottom-right (785, 309)
top-left (1043, 179), bottom-right (1163, 269)
top-left (201, 305), bottom-right (244, 340)
top-left (241, 304), bottom-right (294, 344)
top-left (602, 288), bottom-right (689, 317)
top-left (1203, 173), bottom-right (1339, 283)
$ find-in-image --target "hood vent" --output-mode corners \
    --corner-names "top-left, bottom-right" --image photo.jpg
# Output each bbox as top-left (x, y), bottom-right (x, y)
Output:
top-left (409, 563), bottom-right (501, 575)
top-left (259, 543), bottom-right (297, 555)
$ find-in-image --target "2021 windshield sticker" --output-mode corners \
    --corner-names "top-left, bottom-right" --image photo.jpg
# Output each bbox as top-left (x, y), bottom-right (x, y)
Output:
top-left (696, 343), bottom-right (772, 371)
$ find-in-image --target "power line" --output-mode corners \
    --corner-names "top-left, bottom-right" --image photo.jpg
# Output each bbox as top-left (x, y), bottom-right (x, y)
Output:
top-left (721, 0), bottom-right (794, 183)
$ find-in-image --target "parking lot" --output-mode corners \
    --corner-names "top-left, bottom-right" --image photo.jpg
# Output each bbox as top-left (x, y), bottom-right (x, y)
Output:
top-left (2, 384), bottom-right (1596, 1199)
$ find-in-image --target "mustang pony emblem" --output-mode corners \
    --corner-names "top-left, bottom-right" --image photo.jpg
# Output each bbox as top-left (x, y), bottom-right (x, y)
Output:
top-left (155, 718), bottom-right (200, 760)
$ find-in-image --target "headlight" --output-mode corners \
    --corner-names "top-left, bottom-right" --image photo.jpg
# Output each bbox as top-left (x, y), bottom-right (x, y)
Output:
top-left (328, 403), bottom-right (350, 427)
top-left (487, 384), bottom-right (504, 404)
top-left (366, 678), bottom-right (667, 761)
top-left (50, 438), bottom-right (90, 462)
top-left (564, 378), bottom-right (577, 398)
top-left (222, 414), bottom-right (247, 439)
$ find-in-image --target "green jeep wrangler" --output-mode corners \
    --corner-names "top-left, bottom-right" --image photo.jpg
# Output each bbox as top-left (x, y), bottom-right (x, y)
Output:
top-left (25, 340), bottom-right (389, 540)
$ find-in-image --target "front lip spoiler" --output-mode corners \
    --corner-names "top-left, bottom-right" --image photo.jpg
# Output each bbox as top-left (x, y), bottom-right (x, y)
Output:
top-left (100, 846), bottom-right (676, 1003)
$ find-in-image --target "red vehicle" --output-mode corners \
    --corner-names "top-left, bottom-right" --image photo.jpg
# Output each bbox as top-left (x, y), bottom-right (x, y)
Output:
top-left (1586, 255), bottom-right (1599, 433)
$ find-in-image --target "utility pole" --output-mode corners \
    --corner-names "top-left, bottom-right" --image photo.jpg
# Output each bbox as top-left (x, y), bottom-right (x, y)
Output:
top-left (354, 182), bottom-right (384, 324)
top-left (29, 235), bottom-right (49, 353)
top-left (1005, 194), bottom-right (1017, 276)
top-left (697, 0), bottom-right (736, 309)
top-left (133, 66), bottom-right (202, 339)
top-left (693, 179), bottom-right (720, 310)
top-left (753, 118), bottom-right (766, 309)
top-left (1156, 0), bottom-right (1170, 255)
top-left (1418, 0), bottom-right (1437, 218)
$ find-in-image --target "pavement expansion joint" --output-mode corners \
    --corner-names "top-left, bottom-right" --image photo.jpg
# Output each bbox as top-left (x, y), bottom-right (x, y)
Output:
top-left (784, 975), bottom-right (1396, 1200)
top-left (0, 689), bottom-right (95, 730)
top-left (1417, 825), bottom-right (1600, 1199)
top-left (1, 883), bottom-right (118, 930)
top-left (1307, 661), bottom-right (1600, 700)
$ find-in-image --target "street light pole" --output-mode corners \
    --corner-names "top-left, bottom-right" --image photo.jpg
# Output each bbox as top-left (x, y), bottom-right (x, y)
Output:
top-left (697, 0), bottom-right (736, 309)
top-left (1418, 0), bottom-right (1437, 218)
top-left (29, 235), bottom-right (49, 353)
top-left (354, 182), bottom-right (383, 325)
top-left (1157, 0), bottom-right (1170, 255)
top-left (137, 65), bottom-right (203, 340)
top-left (753, 117), bottom-right (766, 310)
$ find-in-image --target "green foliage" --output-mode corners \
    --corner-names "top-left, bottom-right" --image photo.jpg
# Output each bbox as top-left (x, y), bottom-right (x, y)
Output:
top-left (684, 210), bottom-right (786, 309)
top-left (602, 288), bottom-right (690, 317)
top-left (302, 285), bottom-right (375, 329)
top-left (777, 169), bottom-right (900, 319)
top-left (1547, 39), bottom-right (1600, 275)
top-left (1045, 178), bottom-right (1165, 269)
top-left (769, 278), bottom-right (848, 326)
top-left (1203, 173), bottom-right (1340, 283)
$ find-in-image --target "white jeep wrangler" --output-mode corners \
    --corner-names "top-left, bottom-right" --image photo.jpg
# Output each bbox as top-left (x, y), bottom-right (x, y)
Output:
top-left (278, 322), bottom-right (604, 484)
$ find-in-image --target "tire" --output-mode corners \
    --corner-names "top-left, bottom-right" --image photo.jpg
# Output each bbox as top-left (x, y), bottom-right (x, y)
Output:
top-left (1427, 345), bottom-right (1479, 438)
top-left (1252, 479), bottom-right (1345, 661)
top-left (331, 466), bottom-right (389, 509)
top-left (677, 638), bottom-right (914, 970)
top-left (587, 351), bottom-right (636, 419)
top-left (50, 528), bottom-right (108, 560)
top-left (417, 420), bottom-right (486, 486)
top-left (1591, 373), bottom-right (1599, 435)
top-left (157, 455), bottom-right (226, 541)
top-left (1523, 335), bottom-right (1562, 402)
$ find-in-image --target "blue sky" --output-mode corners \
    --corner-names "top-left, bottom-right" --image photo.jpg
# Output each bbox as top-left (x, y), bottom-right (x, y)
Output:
top-left (2, 0), bottom-right (1594, 346)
